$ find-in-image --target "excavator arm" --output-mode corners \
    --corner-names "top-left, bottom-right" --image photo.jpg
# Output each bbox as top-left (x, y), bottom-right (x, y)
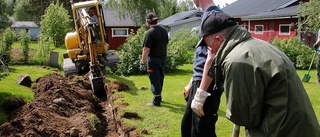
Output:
top-left (63, 0), bottom-right (120, 98)
top-left (77, 7), bottom-right (106, 97)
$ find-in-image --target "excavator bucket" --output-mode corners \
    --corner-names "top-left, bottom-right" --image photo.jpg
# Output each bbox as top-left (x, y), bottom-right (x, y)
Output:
top-left (89, 72), bottom-right (106, 98)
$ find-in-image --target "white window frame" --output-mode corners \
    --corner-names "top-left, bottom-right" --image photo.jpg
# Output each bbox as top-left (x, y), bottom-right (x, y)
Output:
top-left (279, 24), bottom-right (290, 35)
top-left (111, 28), bottom-right (129, 37)
top-left (254, 25), bottom-right (264, 34)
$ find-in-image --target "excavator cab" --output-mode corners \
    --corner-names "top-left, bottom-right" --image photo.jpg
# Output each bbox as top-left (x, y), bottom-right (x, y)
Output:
top-left (63, 0), bottom-right (119, 98)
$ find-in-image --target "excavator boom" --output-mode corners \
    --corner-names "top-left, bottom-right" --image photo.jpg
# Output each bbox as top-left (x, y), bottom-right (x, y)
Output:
top-left (63, 0), bottom-right (119, 98)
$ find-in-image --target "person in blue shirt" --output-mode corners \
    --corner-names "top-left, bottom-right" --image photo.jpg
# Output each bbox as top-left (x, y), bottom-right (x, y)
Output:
top-left (89, 7), bottom-right (98, 23)
top-left (181, 0), bottom-right (223, 136)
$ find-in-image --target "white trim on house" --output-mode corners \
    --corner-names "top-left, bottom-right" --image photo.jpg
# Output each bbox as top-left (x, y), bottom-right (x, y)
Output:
top-left (111, 28), bottom-right (129, 37)
top-left (279, 24), bottom-right (291, 35)
top-left (254, 25), bottom-right (264, 34)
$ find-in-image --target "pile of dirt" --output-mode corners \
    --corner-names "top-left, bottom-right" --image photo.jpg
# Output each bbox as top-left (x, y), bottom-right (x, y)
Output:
top-left (0, 73), bottom-right (138, 137)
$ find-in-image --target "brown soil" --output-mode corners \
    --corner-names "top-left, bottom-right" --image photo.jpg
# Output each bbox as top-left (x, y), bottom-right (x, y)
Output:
top-left (0, 73), bottom-right (139, 137)
top-left (11, 48), bottom-right (36, 61)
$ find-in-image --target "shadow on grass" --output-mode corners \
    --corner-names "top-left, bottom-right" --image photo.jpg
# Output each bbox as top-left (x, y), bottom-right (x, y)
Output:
top-left (0, 92), bottom-right (14, 124)
top-left (0, 92), bottom-right (14, 105)
top-left (7, 66), bottom-right (17, 73)
top-left (161, 101), bottom-right (186, 115)
top-left (165, 68), bottom-right (193, 77)
top-left (217, 109), bottom-right (226, 118)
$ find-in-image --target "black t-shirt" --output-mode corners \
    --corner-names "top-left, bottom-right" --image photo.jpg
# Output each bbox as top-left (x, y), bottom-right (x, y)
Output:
top-left (143, 26), bottom-right (168, 59)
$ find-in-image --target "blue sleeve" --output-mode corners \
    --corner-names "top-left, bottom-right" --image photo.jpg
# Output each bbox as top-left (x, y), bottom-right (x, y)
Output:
top-left (192, 46), bottom-right (208, 80)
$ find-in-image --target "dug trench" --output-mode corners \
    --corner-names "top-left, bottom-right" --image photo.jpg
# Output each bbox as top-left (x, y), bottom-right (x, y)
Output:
top-left (0, 73), bottom-right (142, 137)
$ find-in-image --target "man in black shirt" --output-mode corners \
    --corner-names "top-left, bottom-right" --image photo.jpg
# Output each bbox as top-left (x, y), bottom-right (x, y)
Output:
top-left (140, 13), bottom-right (169, 106)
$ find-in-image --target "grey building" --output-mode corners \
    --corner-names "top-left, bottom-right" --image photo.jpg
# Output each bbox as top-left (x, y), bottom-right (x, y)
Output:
top-left (159, 10), bottom-right (203, 37)
top-left (11, 21), bottom-right (41, 41)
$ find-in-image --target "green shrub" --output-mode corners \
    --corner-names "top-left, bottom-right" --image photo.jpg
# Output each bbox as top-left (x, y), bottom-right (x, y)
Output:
top-left (272, 37), bottom-right (316, 69)
top-left (19, 30), bottom-right (30, 61)
top-left (168, 26), bottom-right (198, 64)
top-left (0, 73), bottom-right (9, 80)
top-left (115, 28), bottom-right (146, 76)
top-left (0, 28), bottom-right (15, 59)
top-left (41, 2), bottom-right (71, 47)
top-left (29, 34), bottom-right (52, 65)
top-left (115, 26), bottom-right (198, 75)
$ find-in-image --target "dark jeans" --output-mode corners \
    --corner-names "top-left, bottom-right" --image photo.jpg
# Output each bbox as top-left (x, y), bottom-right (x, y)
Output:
top-left (181, 80), bottom-right (223, 137)
top-left (147, 57), bottom-right (166, 105)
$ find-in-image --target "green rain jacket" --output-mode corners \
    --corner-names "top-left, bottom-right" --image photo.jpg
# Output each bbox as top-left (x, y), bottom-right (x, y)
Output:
top-left (211, 26), bottom-right (320, 136)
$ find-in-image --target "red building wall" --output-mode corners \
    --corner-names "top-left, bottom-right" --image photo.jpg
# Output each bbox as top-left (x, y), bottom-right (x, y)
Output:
top-left (237, 19), bottom-right (297, 43)
top-left (106, 27), bottom-right (139, 50)
top-left (250, 19), bottom-right (297, 42)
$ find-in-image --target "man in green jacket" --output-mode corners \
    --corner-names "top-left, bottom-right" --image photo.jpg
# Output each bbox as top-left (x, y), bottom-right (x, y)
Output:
top-left (197, 12), bottom-right (320, 136)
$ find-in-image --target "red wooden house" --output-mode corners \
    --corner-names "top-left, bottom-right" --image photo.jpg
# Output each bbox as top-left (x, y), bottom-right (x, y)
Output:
top-left (222, 0), bottom-right (315, 46)
top-left (103, 9), bottom-right (139, 50)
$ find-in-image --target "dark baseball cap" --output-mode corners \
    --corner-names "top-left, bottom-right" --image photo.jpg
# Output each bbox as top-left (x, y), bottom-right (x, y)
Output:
top-left (146, 12), bottom-right (158, 21)
top-left (196, 12), bottom-right (237, 47)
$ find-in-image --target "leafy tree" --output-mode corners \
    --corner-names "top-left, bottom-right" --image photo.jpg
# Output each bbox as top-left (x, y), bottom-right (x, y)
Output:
top-left (14, 0), bottom-right (56, 22)
top-left (0, 0), bottom-right (10, 30)
top-left (29, 0), bottom-right (56, 21)
top-left (13, 0), bottom-right (33, 21)
top-left (19, 30), bottom-right (30, 61)
top-left (5, 0), bottom-right (15, 16)
top-left (41, 1), bottom-right (71, 47)
top-left (0, 28), bottom-right (15, 59)
top-left (106, 0), bottom-right (195, 25)
top-left (177, 0), bottom-right (196, 12)
top-left (297, 0), bottom-right (320, 32)
top-left (30, 33), bottom-right (52, 65)
top-left (0, 0), bottom-right (6, 16)
top-left (107, 0), bottom-right (161, 25)
top-left (157, 0), bottom-right (179, 20)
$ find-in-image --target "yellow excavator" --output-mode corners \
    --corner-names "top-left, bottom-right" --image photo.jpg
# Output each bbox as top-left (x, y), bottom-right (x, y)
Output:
top-left (63, 0), bottom-right (119, 97)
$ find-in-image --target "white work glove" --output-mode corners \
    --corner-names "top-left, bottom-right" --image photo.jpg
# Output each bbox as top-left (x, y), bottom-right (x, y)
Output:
top-left (191, 88), bottom-right (211, 117)
top-left (183, 83), bottom-right (191, 101)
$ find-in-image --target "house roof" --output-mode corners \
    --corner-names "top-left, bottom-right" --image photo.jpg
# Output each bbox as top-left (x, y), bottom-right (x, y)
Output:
top-left (103, 8), bottom-right (136, 27)
top-left (159, 10), bottom-right (203, 27)
top-left (222, 0), bottom-right (298, 19)
top-left (241, 5), bottom-right (298, 20)
top-left (11, 21), bottom-right (39, 28)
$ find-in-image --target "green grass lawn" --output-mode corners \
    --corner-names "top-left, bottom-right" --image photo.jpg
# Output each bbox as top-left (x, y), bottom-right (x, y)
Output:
top-left (0, 61), bottom-right (319, 136)
top-left (108, 64), bottom-right (320, 137)
top-left (11, 41), bottom-right (67, 70)
top-left (0, 65), bottom-right (59, 124)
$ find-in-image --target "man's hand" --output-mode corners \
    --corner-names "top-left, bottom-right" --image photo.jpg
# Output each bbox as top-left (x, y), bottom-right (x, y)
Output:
top-left (183, 83), bottom-right (191, 101)
top-left (140, 63), bottom-right (146, 72)
top-left (191, 88), bottom-right (211, 117)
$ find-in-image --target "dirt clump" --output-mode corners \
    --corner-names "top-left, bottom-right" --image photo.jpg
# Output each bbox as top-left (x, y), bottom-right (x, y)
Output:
top-left (2, 97), bottom-right (26, 113)
top-left (107, 81), bottom-right (130, 92)
top-left (0, 73), bottom-right (138, 137)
